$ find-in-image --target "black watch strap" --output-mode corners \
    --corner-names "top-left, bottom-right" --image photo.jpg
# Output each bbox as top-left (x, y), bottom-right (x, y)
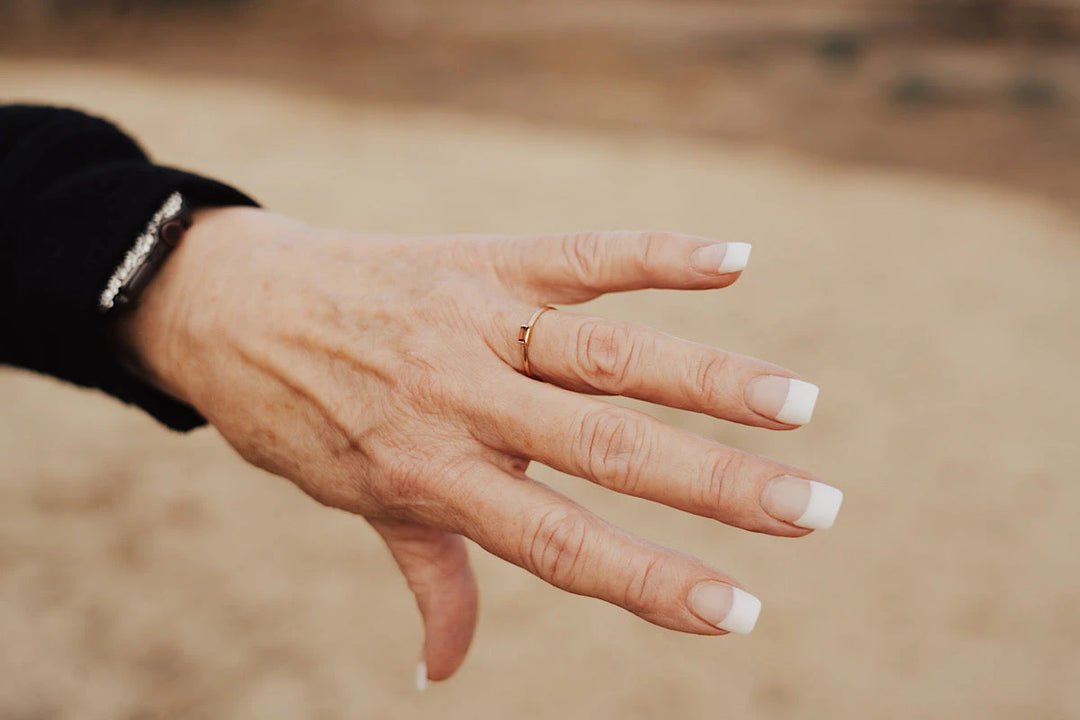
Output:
top-left (98, 191), bottom-right (191, 313)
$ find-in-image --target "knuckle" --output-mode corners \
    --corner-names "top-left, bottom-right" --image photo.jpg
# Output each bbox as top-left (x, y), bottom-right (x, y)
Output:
top-left (574, 407), bottom-right (651, 492)
top-left (635, 231), bottom-right (665, 273)
top-left (699, 450), bottom-right (744, 513)
top-left (575, 319), bottom-right (639, 389)
top-left (367, 441), bottom-right (470, 518)
top-left (522, 506), bottom-right (592, 588)
top-left (559, 232), bottom-right (604, 287)
top-left (623, 555), bottom-right (664, 614)
top-left (692, 352), bottom-right (731, 407)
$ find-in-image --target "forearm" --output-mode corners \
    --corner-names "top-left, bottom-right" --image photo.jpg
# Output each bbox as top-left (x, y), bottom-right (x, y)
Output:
top-left (0, 104), bottom-right (258, 429)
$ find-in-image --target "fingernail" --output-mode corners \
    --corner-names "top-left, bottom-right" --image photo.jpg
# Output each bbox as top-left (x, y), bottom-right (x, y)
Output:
top-left (690, 242), bottom-right (752, 275)
top-left (762, 476), bottom-right (844, 530)
top-left (415, 660), bottom-right (428, 693)
top-left (687, 582), bottom-right (762, 634)
top-left (745, 376), bottom-right (819, 425)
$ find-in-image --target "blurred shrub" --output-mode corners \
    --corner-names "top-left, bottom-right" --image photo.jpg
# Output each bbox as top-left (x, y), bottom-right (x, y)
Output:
top-left (907, 0), bottom-right (1079, 42)
top-left (815, 30), bottom-right (864, 66)
top-left (0, 0), bottom-right (253, 18)
top-left (911, 0), bottom-right (1012, 37)
top-left (889, 71), bottom-right (945, 106)
top-left (1008, 74), bottom-right (1064, 107)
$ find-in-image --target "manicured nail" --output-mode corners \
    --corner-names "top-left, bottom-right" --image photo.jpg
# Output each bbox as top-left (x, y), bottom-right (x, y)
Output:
top-left (762, 476), bottom-right (844, 530)
top-left (745, 376), bottom-right (819, 425)
top-left (687, 582), bottom-right (762, 634)
top-left (690, 242), bottom-right (752, 275)
top-left (415, 661), bottom-right (428, 693)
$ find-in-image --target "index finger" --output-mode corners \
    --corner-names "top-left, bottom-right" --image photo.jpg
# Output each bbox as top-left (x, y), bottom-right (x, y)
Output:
top-left (496, 231), bottom-right (752, 304)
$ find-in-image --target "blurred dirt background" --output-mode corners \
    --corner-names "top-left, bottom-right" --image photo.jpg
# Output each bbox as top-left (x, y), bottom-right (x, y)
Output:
top-left (1, 2), bottom-right (1079, 719)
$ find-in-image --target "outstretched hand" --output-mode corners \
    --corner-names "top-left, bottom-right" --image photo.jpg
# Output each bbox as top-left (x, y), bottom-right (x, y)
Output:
top-left (117, 207), bottom-right (842, 686)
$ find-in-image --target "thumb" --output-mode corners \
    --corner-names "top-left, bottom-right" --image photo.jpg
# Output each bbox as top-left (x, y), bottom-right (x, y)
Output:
top-left (370, 519), bottom-right (479, 688)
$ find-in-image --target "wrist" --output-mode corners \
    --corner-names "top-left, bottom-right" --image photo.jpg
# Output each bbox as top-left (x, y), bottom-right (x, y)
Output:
top-left (112, 206), bottom-right (251, 408)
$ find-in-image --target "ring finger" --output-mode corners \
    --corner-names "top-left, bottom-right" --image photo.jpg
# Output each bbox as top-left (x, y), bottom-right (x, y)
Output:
top-left (493, 305), bottom-right (820, 429)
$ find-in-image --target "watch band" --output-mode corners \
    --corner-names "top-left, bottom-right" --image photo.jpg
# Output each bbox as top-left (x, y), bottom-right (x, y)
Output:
top-left (98, 192), bottom-right (192, 313)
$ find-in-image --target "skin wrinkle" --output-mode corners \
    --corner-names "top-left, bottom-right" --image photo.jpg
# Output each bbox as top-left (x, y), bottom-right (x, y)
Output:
top-left (576, 318), bottom-right (636, 389)
top-left (459, 375), bottom-right (526, 452)
top-left (636, 231), bottom-right (666, 281)
top-left (626, 554), bottom-right (664, 616)
top-left (370, 449), bottom-right (476, 526)
top-left (693, 350), bottom-right (733, 411)
top-left (696, 451), bottom-right (736, 521)
top-left (559, 232), bottom-right (603, 296)
top-left (525, 506), bottom-right (592, 591)
top-left (577, 405), bottom-right (650, 492)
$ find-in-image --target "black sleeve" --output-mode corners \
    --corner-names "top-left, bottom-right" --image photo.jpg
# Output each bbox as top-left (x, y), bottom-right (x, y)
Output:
top-left (0, 105), bottom-right (259, 431)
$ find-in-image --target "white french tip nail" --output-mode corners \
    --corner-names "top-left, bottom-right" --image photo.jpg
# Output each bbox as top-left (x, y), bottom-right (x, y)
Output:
top-left (415, 661), bottom-right (428, 693)
top-left (775, 379), bottom-right (820, 426)
top-left (717, 242), bottom-right (752, 274)
top-left (720, 587), bottom-right (762, 635)
top-left (794, 481), bottom-right (844, 530)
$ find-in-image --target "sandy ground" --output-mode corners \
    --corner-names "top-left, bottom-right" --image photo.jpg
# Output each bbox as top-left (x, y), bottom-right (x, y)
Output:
top-left (6, 1), bottom-right (1080, 205)
top-left (2, 62), bottom-right (1079, 719)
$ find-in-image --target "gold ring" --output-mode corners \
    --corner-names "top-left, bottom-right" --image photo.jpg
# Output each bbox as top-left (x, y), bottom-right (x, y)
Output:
top-left (517, 306), bottom-right (556, 379)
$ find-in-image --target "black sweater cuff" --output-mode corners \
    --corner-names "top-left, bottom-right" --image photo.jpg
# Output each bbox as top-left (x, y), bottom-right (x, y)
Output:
top-left (0, 105), bottom-right (259, 431)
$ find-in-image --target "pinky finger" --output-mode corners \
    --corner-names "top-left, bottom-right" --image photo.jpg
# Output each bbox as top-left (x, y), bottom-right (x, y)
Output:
top-left (445, 462), bottom-right (763, 636)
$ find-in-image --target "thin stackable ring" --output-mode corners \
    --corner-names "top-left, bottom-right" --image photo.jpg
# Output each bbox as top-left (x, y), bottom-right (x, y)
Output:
top-left (517, 306), bottom-right (557, 379)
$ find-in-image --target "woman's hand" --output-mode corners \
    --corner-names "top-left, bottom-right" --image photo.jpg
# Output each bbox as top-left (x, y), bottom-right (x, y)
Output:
top-left (117, 207), bottom-right (842, 685)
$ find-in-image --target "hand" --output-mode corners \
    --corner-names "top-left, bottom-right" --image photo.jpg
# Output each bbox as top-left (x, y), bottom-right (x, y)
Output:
top-left (117, 207), bottom-right (843, 685)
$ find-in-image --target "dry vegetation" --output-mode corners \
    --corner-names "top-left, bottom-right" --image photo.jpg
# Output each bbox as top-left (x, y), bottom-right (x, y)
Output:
top-left (2, 0), bottom-right (1078, 206)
